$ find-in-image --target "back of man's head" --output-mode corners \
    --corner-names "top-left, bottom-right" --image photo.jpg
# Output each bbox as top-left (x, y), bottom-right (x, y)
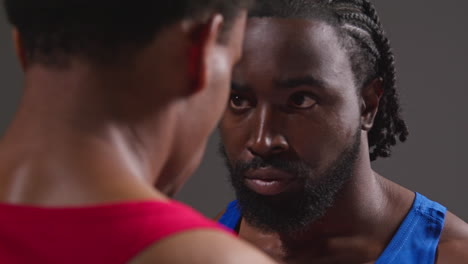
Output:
top-left (4, 0), bottom-right (253, 66)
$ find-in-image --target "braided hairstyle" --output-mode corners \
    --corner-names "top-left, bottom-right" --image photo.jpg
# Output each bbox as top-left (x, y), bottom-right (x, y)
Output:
top-left (250, 0), bottom-right (409, 161)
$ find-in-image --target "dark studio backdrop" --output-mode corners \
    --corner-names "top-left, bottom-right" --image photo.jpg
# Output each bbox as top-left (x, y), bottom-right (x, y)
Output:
top-left (1, 1), bottom-right (467, 220)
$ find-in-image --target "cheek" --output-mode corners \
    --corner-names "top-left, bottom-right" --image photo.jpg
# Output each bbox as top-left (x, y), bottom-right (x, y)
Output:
top-left (201, 57), bottom-right (231, 138)
top-left (209, 54), bottom-right (232, 112)
top-left (287, 121), bottom-right (332, 166)
top-left (287, 110), bottom-right (359, 167)
top-left (219, 116), bottom-right (249, 161)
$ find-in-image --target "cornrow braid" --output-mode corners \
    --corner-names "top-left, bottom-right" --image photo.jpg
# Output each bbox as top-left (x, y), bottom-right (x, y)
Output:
top-left (331, 0), bottom-right (409, 160)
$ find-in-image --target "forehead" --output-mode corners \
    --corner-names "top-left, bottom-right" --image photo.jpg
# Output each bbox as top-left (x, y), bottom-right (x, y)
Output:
top-left (235, 17), bottom-right (354, 90)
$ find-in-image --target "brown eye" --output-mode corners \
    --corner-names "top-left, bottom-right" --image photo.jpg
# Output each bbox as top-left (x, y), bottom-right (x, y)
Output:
top-left (230, 94), bottom-right (251, 110)
top-left (288, 93), bottom-right (317, 109)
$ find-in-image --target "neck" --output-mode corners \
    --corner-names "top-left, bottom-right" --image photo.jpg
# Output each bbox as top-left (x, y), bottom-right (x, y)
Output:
top-left (0, 63), bottom-right (178, 206)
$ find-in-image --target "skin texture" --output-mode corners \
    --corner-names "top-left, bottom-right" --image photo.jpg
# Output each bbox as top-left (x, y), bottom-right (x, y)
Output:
top-left (0, 12), bottom-right (276, 264)
top-left (219, 18), bottom-right (468, 264)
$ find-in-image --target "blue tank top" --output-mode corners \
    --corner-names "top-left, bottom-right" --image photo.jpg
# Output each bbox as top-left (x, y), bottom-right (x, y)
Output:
top-left (218, 192), bottom-right (447, 264)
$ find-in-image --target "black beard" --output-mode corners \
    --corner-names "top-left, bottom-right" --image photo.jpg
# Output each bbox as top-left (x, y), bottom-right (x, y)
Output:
top-left (220, 131), bottom-right (361, 234)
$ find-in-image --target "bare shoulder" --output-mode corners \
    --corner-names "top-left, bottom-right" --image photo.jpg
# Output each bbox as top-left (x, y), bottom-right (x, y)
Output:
top-left (436, 211), bottom-right (468, 263)
top-left (128, 229), bottom-right (276, 264)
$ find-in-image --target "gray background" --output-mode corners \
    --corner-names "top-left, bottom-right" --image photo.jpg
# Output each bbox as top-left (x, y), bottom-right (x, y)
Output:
top-left (1, 1), bottom-right (467, 221)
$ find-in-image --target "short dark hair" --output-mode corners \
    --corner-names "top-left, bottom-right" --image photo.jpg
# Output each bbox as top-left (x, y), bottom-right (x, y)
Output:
top-left (4, 0), bottom-right (253, 65)
top-left (250, 0), bottom-right (409, 161)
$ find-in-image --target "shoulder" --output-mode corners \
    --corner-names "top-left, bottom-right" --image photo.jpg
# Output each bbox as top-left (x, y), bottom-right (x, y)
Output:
top-left (439, 211), bottom-right (468, 243)
top-left (128, 229), bottom-right (276, 264)
top-left (436, 211), bottom-right (468, 263)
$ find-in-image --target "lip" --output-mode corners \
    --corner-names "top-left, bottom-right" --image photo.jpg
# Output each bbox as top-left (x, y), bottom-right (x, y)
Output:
top-left (244, 167), bottom-right (300, 196)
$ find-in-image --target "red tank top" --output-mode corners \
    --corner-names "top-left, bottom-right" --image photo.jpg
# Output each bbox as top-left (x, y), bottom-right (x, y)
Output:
top-left (0, 200), bottom-right (228, 264)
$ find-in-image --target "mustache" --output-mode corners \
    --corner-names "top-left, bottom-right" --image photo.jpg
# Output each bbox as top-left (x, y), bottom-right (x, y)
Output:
top-left (230, 156), bottom-right (312, 178)
top-left (218, 143), bottom-right (312, 178)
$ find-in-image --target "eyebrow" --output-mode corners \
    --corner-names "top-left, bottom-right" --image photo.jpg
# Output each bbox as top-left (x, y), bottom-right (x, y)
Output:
top-left (231, 82), bottom-right (252, 92)
top-left (231, 75), bottom-right (329, 92)
top-left (275, 75), bottom-right (328, 91)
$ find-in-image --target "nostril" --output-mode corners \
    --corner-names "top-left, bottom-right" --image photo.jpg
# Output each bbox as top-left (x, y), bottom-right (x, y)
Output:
top-left (272, 145), bottom-right (285, 153)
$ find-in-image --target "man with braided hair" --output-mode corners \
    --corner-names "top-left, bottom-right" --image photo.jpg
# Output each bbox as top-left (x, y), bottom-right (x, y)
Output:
top-left (216, 0), bottom-right (468, 263)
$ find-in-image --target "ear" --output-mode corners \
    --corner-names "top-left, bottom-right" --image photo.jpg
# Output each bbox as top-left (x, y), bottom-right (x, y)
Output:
top-left (360, 78), bottom-right (383, 131)
top-left (186, 14), bottom-right (224, 95)
top-left (12, 29), bottom-right (28, 71)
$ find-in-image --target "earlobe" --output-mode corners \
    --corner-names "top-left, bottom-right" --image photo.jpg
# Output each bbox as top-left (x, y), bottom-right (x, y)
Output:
top-left (361, 78), bottom-right (383, 131)
top-left (12, 29), bottom-right (28, 71)
top-left (186, 14), bottom-right (224, 95)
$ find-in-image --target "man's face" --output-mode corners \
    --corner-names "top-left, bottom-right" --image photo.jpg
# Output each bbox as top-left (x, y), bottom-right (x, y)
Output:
top-left (219, 18), bottom-right (364, 233)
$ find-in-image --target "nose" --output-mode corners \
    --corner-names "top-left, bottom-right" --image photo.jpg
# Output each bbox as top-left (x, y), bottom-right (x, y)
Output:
top-left (247, 106), bottom-right (289, 158)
